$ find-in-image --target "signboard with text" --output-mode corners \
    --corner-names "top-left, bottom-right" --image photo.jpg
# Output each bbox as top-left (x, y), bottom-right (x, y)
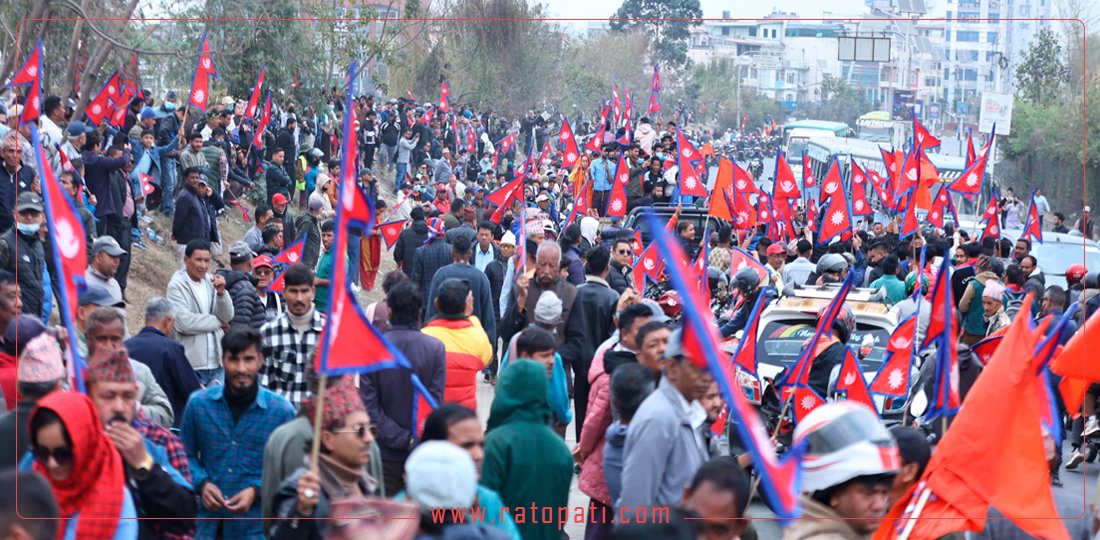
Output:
top-left (979, 91), bottom-right (1013, 135)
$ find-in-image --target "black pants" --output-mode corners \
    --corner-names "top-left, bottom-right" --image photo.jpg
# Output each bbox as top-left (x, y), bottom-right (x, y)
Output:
top-left (592, 190), bottom-right (609, 216)
top-left (96, 213), bottom-right (131, 291)
top-left (572, 360), bottom-right (591, 442)
top-left (381, 458), bottom-right (406, 497)
top-left (363, 144), bottom-right (377, 170)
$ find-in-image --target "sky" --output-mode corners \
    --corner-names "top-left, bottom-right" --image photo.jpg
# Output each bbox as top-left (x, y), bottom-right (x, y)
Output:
top-left (544, 0), bottom-right (872, 30)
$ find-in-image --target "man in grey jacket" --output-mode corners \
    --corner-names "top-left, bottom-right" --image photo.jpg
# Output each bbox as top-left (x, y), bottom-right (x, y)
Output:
top-left (166, 239), bottom-right (234, 386)
top-left (617, 327), bottom-right (712, 515)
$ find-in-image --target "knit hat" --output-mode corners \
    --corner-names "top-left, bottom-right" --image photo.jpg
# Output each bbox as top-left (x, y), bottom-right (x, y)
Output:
top-left (534, 291), bottom-right (563, 326)
top-left (84, 349), bottom-right (135, 385)
top-left (500, 231), bottom-right (516, 246)
top-left (139, 107), bottom-right (158, 121)
top-left (405, 441), bottom-right (478, 509)
top-left (983, 281), bottom-right (1006, 302)
top-left (301, 379), bottom-right (367, 432)
top-left (17, 333), bottom-right (65, 383)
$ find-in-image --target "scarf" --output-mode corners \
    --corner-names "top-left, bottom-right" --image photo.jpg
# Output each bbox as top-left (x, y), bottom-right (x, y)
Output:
top-left (317, 452), bottom-right (375, 501)
top-left (32, 392), bottom-right (125, 540)
top-left (224, 379), bottom-right (259, 423)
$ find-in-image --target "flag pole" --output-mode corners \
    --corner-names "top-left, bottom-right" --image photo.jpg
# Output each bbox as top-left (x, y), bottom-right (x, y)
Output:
top-left (308, 374), bottom-right (329, 472)
top-left (897, 486), bottom-right (933, 540)
top-left (971, 192), bottom-right (984, 240)
top-left (742, 393), bottom-right (795, 509)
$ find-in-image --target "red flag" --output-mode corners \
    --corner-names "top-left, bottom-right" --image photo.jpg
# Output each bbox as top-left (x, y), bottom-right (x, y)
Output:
top-left (869, 314), bottom-right (918, 398)
top-left (84, 71), bottom-right (120, 126)
top-left (818, 155), bottom-right (843, 204)
top-left (850, 160), bottom-right (873, 216)
top-left (920, 258), bottom-right (960, 419)
top-left (466, 126), bottom-right (477, 156)
top-left (899, 191), bottom-right (920, 240)
top-left (802, 152), bottom-right (816, 188)
top-left (676, 128), bottom-right (707, 197)
top-left (835, 348), bottom-right (876, 413)
top-left (816, 159), bottom-right (852, 245)
top-left (605, 154), bottom-right (630, 217)
top-left (1021, 190), bottom-right (1044, 244)
top-left (638, 242), bottom-right (661, 281)
top-left (378, 220), bottom-right (406, 249)
top-left (912, 118), bottom-right (940, 150)
top-left (244, 66), bottom-right (265, 119)
top-left (584, 105), bottom-right (609, 153)
top-left (867, 168), bottom-right (895, 211)
top-left (188, 32), bottom-right (218, 111)
top-left (1050, 307), bottom-right (1100, 382)
top-left (611, 79), bottom-right (621, 122)
top-left (805, 197), bottom-right (818, 230)
top-left (138, 172), bottom-right (156, 196)
top-left (895, 148), bottom-right (920, 200)
top-left (965, 133), bottom-right (977, 168)
top-left (948, 150), bottom-right (988, 203)
top-left (647, 63), bottom-right (661, 115)
top-left (418, 106), bottom-right (434, 126)
top-left (8, 40), bottom-right (42, 87)
top-left (109, 86), bottom-right (135, 128)
top-left (252, 91), bottom-right (273, 149)
top-left (31, 126), bottom-right (88, 391)
top-left (771, 150), bottom-right (800, 200)
top-left (492, 132), bottom-right (517, 169)
top-left (438, 79), bottom-right (450, 112)
top-left (20, 79), bottom-right (42, 128)
top-left (731, 290), bottom-right (766, 380)
top-left (729, 247), bottom-right (768, 284)
top-left (559, 116), bottom-right (581, 169)
top-left (979, 206), bottom-right (1001, 243)
top-left (274, 234), bottom-right (307, 266)
top-left (632, 229), bottom-right (643, 257)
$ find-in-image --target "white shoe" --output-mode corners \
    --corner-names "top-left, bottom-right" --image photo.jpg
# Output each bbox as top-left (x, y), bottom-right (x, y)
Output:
top-left (1085, 417), bottom-right (1099, 437)
top-left (351, 283), bottom-right (362, 293)
top-left (1067, 450), bottom-right (1085, 470)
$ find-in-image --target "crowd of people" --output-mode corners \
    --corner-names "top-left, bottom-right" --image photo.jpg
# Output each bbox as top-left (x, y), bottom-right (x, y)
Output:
top-left (0, 76), bottom-right (1097, 540)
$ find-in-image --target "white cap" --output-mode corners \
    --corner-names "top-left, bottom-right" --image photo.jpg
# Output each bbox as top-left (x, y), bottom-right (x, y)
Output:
top-left (501, 231), bottom-right (516, 246)
top-left (1086, 206), bottom-right (1092, 213)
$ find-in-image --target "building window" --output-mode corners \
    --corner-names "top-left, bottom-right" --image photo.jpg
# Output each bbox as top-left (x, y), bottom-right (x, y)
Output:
top-left (987, 32), bottom-right (998, 43)
top-left (946, 10), bottom-right (952, 19)
top-left (956, 30), bottom-right (979, 42)
top-left (963, 68), bottom-right (978, 81)
top-left (786, 72), bottom-right (796, 84)
top-left (1019, 5), bottom-right (1030, 15)
top-left (957, 11), bottom-right (979, 20)
top-left (748, 27), bottom-right (757, 37)
top-left (722, 27), bottom-right (730, 36)
top-left (989, 12), bottom-right (999, 21)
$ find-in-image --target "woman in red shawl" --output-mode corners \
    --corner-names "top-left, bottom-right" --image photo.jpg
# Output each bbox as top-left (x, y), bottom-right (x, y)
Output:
top-left (29, 391), bottom-right (138, 539)
top-left (360, 199), bottom-right (386, 291)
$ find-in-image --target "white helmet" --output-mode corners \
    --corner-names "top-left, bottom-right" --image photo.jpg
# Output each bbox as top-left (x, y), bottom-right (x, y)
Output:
top-left (793, 401), bottom-right (900, 494)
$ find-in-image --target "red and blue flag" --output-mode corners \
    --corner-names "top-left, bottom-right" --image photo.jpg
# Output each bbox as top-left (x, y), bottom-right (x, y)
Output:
top-left (869, 314), bottom-right (919, 398)
top-left (919, 256), bottom-right (961, 420)
top-left (188, 32), bottom-right (218, 111)
top-left (1022, 189), bottom-right (1044, 244)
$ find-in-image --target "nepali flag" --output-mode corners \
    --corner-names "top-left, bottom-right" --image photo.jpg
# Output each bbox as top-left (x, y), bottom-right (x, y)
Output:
top-left (109, 85), bottom-right (136, 128)
top-left (776, 271), bottom-right (857, 422)
top-left (756, 192), bottom-right (773, 232)
top-left (56, 144), bottom-right (75, 173)
top-left (919, 255), bottom-right (961, 420)
top-left (835, 348), bottom-right (877, 415)
top-left (647, 63), bottom-right (661, 115)
top-left (850, 159), bottom-right (873, 216)
top-left (927, 184), bottom-right (958, 229)
top-left (638, 241), bottom-right (661, 282)
top-left (584, 105), bottom-right (610, 153)
top-left (898, 191), bottom-right (921, 240)
top-left (729, 246), bottom-right (768, 284)
top-left (732, 290), bottom-right (768, 381)
top-left (378, 220), bottom-right (406, 249)
top-left (6, 39), bottom-right (43, 88)
top-left (266, 233), bottom-right (308, 293)
top-left (708, 159), bottom-right (735, 221)
top-left (84, 71), bottom-right (121, 126)
top-left (606, 153), bottom-right (630, 217)
top-left (894, 147), bottom-right (920, 201)
top-left (867, 167), bottom-right (894, 212)
top-left (912, 118), bottom-right (940, 151)
top-left (559, 116), bottom-right (581, 169)
top-left (1021, 189), bottom-right (1044, 244)
top-left (188, 32), bottom-right (218, 112)
top-left (418, 106), bottom-right (434, 126)
top-left (616, 116), bottom-right (632, 146)
top-left (805, 197), bottom-right (818, 231)
top-left (31, 126), bottom-right (88, 392)
top-left (315, 61), bottom-right (420, 384)
top-left (980, 203), bottom-right (1002, 243)
top-left (466, 126), bottom-right (477, 156)
top-left (816, 158), bottom-right (852, 246)
top-left (139, 172), bottom-right (156, 196)
top-left (244, 65), bottom-right (265, 119)
top-left (492, 132), bottom-right (517, 169)
top-left (879, 147), bottom-right (900, 185)
top-left (642, 208), bottom-right (804, 521)
top-left (676, 128), bottom-right (707, 197)
top-left (802, 151), bottom-right (816, 188)
top-left (565, 178), bottom-right (592, 228)
top-left (771, 149), bottom-right (800, 200)
top-left (20, 78), bottom-right (42, 128)
top-left (947, 142), bottom-right (989, 203)
top-left (513, 210), bottom-right (527, 273)
top-left (869, 314), bottom-right (919, 398)
top-left (818, 154), bottom-right (844, 205)
top-left (965, 131), bottom-right (977, 168)
top-left (252, 91), bottom-right (273, 149)
top-left (438, 79), bottom-right (450, 112)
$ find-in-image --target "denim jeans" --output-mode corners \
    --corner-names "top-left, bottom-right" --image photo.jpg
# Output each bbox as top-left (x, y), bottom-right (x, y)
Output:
top-left (395, 162), bottom-right (408, 193)
top-left (161, 159), bottom-right (178, 215)
top-left (380, 143), bottom-right (396, 171)
top-left (347, 229), bottom-right (362, 285)
top-left (195, 368), bottom-right (224, 387)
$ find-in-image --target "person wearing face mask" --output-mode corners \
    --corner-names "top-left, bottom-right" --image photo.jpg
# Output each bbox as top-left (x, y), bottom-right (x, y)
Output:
top-left (0, 192), bottom-right (46, 319)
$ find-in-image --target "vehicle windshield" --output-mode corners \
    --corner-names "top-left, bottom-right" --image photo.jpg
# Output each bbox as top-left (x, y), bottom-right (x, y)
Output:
top-left (857, 126), bottom-right (892, 143)
top-left (787, 137), bottom-right (808, 158)
top-left (1033, 241), bottom-right (1100, 276)
top-left (757, 320), bottom-right (888, 373)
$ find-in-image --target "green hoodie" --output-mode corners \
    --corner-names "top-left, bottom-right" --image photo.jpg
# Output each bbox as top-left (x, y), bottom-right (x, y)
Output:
top-left (482, 359), bottom-right (573, 540)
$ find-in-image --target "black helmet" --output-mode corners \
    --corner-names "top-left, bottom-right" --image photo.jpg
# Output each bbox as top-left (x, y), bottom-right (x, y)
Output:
top-left (733, 267), bottom-right (761, 294)
top-left (1085, 271), bottom-right (1099, 290)
top-left (819, 303), bottom-right (856, 344)
top-left (816, 253), bottom-right (848, 276)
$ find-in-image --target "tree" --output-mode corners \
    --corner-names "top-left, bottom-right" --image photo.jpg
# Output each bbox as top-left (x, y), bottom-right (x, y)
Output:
top-left (799, 74), bottom-right (869, 127)
top-left (608, 0), bottom-right (701, 68)
top-left (1015, 26), bottom-right (1068, 106)
top-left (683, 58), bottom-right (781, 131)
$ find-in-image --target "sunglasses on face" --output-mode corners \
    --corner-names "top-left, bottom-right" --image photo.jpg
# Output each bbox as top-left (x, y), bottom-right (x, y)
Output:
top-left (330, 423), bottom-right (376, 439)
top-left (616, 249), bottom-right (631, 255)
top-left (33, 445), bottom-right (73, 467)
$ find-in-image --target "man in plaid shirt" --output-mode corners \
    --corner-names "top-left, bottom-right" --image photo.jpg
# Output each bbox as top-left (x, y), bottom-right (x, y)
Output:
top-left (181, 327), bottom-right (295, 540)
top-left (260, 263), bottom-right (324, 408)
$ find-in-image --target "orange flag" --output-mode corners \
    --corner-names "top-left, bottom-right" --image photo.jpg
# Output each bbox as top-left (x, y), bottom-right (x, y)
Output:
top-left (708, 158), bottom-right (734, 221)
top-left (1050, 310), bottom-right (1099, 382)
top-left (876, 294), bottom-right (1069, 540)
top-left (699, 142), bottom-right (716, 158)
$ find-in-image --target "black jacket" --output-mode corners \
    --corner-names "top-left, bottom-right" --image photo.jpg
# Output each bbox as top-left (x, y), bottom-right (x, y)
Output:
top-left (0, 164), bottom-right (34, 233)
top-left (218, 269), bottom-right (266, 329)
top-left (380, 119), bottom-right (400, 146)
top-left (485, 259), bottom-right (506, 322)
top-left (295, 213), bottom-right (321, 269)
top-left (608, 261), bottom-right (633, 294)
top-left (809, 341), bottom-right (847, 398)
top-left (576, 277), bottom-right (620, 370)
top-left (266, 162), bottom-right (293, 203)
top-left (274, 209), bottom-right (297, 250)
top-left (171, 184), bottom-right (210, 246)
top-left (393, 219), bottom-right (429, 272)
top-left (125, 327), bottom-right (201, 427)
top-left (0, 227), bottom-right (45, 317)
top-left (127, 460), bottom-right (198, 538)
top-left (276, 129), bottom-right (297, 180)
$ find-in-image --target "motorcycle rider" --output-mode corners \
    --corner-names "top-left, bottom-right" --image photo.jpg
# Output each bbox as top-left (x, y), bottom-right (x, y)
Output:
top-left (803, 303), bottom-right (856, 399)
top-left (719, 268), bottom-right (777, 339)
top-left (807, 253), bottom-right (849, 286)
top-left (783, 402), bottom-right (900, 540)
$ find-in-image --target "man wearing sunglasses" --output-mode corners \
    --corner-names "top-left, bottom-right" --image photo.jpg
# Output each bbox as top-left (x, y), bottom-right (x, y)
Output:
top-left (607, 237), bottom-right (635, 295)
top-left (270, 379), bottom-right (380, 537)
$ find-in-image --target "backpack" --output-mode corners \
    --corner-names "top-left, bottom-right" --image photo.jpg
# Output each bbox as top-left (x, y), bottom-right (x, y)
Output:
top-left (1003, 289), bottom-right (1026, 320)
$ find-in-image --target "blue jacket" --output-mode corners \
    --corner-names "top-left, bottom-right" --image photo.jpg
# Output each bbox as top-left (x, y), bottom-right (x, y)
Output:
top-left (131, 133), bottom-right (178, 186)
top-left (172, 184), bottom-right (210, 246)
top-left (126, 326), bottom-right (202, 427)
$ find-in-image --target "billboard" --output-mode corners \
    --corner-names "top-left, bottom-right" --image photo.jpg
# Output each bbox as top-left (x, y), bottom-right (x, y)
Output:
top-left (892, 90), bottom-right (915, 120)
top-left (979, 92), bottom-right (1013, 135)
